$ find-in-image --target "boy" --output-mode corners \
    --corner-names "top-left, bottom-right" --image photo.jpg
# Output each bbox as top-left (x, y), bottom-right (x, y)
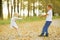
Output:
top-left (39, 5), bottom-right (53, 37)
top-left (10, 13), bottom-right (22, 36)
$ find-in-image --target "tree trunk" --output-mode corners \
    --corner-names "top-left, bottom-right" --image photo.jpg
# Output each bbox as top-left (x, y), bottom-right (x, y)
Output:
top-left (0, 0), bottom-right (2, 19)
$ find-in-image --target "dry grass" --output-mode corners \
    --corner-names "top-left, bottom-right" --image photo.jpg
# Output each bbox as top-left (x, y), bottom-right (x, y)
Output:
top-left (0, 19), bottom-right (60, 40)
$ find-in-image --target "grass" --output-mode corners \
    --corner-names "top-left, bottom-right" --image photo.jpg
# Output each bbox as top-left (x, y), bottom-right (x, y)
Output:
top-left (0, 16), bottom-right (60, 25)
top-left (0, 19), bottom-right (10, 25)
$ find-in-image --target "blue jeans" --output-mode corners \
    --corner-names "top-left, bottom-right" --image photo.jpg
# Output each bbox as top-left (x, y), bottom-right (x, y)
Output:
top-left (42, 21), bottom-right (52, 35)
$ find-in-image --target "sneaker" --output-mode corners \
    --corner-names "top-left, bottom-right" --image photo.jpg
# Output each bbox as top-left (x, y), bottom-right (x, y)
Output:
top-left (44, 34), bottom-right (48, 37)
top-left (38, 34), bottom-right (44, 37)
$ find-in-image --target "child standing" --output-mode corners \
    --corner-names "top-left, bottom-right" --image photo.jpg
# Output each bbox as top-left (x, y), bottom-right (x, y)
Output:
top-left (39, 5), bottom-right (53, 37)
top-left (10, 13), bottom-right (22, 36)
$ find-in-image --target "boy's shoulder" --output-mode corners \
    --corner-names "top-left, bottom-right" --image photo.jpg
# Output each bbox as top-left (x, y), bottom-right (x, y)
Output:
top-left (48, 9), bottom-right (52, 12)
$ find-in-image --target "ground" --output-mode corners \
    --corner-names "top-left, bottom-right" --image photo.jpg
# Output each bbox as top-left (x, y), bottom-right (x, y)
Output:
top-left (0, 19), bottom-right (60, 40)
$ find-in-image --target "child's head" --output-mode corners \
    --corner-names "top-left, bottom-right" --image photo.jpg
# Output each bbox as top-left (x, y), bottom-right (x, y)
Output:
top-left (47, 4), bottom-right (52, 11)
top-left (14, 13), bottom-right (18, 17)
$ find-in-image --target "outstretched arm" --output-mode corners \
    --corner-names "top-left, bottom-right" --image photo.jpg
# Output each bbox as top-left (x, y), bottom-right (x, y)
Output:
top-left (15, 17), bottom-right (22, 20)
top-left (18, 18), bottom-right (22, 19)
top-left (41, 13), bottom-right (48, 17)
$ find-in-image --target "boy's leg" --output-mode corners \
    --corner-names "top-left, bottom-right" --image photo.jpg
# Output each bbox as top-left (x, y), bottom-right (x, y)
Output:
top-left (39, 21), bottom-right (48, 36)
top-left (45, 21), bottom-right (52, 36)
top-left (41, 21), bottom-right (48, 35)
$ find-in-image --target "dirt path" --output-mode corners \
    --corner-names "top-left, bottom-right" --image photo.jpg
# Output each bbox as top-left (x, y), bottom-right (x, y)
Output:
top-left (0, 19), bottom-right (60, 40)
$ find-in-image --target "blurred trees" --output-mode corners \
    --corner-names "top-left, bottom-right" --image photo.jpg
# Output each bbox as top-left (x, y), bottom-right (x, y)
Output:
top-left (0, 0), bottom-right (60, 19)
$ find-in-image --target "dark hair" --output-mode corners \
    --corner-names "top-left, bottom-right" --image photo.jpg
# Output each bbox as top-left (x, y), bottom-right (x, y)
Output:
top-left (47, 5), bottom-right (52, 8)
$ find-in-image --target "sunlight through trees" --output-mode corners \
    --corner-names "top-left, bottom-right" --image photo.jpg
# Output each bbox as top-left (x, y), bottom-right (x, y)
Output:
top-left (0, 0), bottom-right (60, 19)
